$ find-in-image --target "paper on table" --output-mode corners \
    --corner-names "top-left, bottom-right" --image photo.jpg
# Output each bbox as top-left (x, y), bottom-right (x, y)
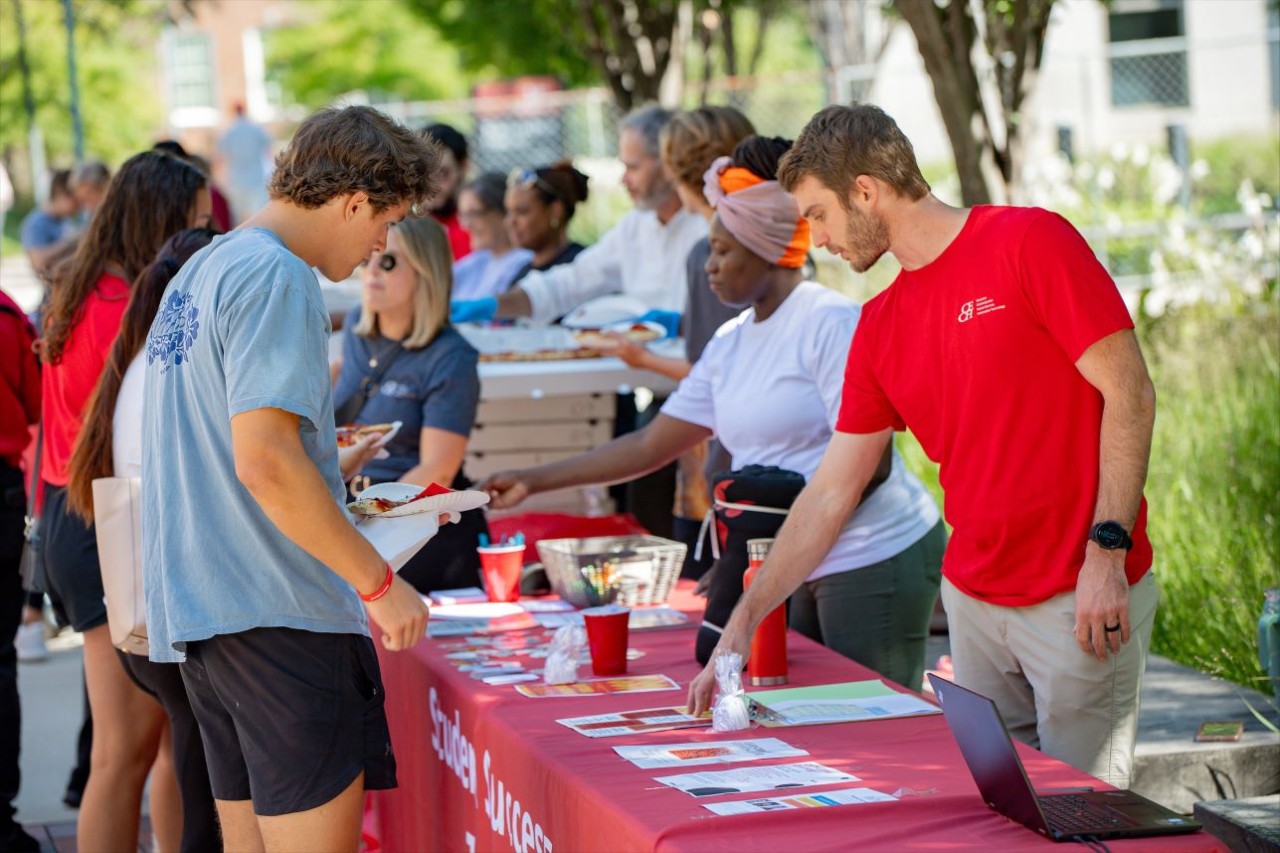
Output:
top-left (653, 762), bottom-right (858, 798)
top-left (748, 680), bottom-right (940, 727)
top-left (556, 706), bottom-right (712, 738)
top-left (613, 737), bottom-right (807, 769)
top-left (702, 786), bottom-right (897, 815)
top-left (515, 674), bottom-right (680, 698)
top-left (354, 510), bottom-right (450, 572)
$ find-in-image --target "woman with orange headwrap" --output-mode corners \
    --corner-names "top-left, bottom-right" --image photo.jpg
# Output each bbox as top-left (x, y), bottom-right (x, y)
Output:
top-left (482, 137), bottom-right (946, 689)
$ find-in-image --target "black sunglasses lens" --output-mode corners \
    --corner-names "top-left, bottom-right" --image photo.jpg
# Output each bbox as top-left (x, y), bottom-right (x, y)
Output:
top-left (378, 254), bottom-right (397, 272)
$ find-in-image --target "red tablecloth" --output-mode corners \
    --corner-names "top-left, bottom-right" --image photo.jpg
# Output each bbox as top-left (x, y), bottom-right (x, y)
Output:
top-left (368, 612), bottom-right (1220, 852)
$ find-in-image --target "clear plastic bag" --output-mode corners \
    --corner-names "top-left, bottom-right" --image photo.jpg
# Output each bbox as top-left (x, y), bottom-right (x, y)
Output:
top-left (543, 624), bottom-right (587, 684)
top-left (711, 651), bottom-right (751, 732)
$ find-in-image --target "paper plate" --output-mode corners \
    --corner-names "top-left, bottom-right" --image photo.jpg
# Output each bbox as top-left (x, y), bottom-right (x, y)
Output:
top-left (356, 482), bottom-right (491, 517)
top-left (560, 295), bottom-right (649, 329)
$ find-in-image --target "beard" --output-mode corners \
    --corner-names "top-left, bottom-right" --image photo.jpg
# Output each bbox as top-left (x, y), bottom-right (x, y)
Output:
top-left (844, 206), bottom-right (891, 273)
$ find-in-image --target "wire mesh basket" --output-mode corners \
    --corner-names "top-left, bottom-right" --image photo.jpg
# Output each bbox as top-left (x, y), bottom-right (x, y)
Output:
top-left (535, 535), bottom-right (686, 608)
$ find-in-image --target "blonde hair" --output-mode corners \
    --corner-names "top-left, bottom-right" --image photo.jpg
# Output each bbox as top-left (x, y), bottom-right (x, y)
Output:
top-left (353, 216), bottom-right (452, 349)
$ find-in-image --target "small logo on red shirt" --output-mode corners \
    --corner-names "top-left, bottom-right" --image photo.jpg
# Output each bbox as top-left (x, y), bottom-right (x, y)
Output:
top-left (958, 297), bottom-right (1006, 323)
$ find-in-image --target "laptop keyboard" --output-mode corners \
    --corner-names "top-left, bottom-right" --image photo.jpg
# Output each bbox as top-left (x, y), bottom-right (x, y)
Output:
top-left (1039, 795), bottom-right (1133, 834)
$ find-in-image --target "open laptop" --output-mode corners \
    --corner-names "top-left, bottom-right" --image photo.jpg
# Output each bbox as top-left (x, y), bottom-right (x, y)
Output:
top-left (928, 673), bottom-right (1201, 842)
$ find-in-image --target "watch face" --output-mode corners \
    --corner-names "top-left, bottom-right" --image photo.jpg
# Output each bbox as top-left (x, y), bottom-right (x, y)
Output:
top-left (1093, 522), bottom-right (1128, 550)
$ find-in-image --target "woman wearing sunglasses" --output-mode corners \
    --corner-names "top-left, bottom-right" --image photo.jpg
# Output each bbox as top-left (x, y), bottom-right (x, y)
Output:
top-left (332, 216), bottom-right (488, 594)
top-left (452, 172), bottom-right (532, 301)
top-left (505, 162), bottom-right (590, 284)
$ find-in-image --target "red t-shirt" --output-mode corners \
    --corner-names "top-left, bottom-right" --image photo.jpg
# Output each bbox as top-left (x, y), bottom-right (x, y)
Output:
top-left (433, 209), bottom-right (471, 261)
top-left (40, 272), bottom-right (130, 486)
top-left (836, 206), bottom-right (1152, 606)
top-left (0, 290), bottom-right (40, 468)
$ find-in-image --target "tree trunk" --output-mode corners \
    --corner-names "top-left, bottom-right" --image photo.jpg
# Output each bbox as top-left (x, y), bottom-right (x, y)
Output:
top-left (895, 0), bottom-right (994, 205)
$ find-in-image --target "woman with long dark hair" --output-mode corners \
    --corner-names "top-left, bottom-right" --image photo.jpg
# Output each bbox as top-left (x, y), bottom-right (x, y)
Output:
top-left (40, 149), bottom-right (210, 852)
top-left (67, 227), bottom-right (222, 852)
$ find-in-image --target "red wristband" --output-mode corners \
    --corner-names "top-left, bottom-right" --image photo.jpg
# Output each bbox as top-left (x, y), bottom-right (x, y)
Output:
top-left (360, 563), bottom-right (394, 602)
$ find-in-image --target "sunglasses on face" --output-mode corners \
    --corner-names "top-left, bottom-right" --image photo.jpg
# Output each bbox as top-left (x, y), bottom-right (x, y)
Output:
top-left (361, 252), bottom-right (398, 272)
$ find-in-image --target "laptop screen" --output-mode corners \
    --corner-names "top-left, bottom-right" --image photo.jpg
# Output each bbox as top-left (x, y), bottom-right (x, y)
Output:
top-left (928, 673), bottom-right (1053, 836)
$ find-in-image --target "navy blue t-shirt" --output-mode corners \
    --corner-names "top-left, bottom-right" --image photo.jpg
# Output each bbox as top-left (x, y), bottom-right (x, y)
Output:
top-left (334, 307), bottom-right (480, 484)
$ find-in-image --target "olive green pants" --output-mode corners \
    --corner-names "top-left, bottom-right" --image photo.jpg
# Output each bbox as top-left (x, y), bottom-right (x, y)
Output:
top-left (789, 520), bottom-right (947, 691)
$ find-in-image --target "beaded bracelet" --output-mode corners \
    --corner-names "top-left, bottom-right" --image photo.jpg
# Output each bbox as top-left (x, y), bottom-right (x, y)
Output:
top-left (360, 563), bottom-right (394, 603)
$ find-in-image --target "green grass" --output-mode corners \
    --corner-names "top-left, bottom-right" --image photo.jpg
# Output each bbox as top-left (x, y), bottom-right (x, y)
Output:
top-left (891, 299), bottom-right (1279, 691)
top-left (1140, 301), bottom-right (1280, 690)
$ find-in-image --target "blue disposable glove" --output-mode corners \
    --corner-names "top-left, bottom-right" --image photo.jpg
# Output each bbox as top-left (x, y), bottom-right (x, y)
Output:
top-left (450, 297), bottom-right (498, 324)
top-left (637, 308), bottom-right (681, 339)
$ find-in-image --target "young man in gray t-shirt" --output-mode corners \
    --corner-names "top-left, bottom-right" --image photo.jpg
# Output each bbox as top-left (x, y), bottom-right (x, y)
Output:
top-left (143, 106), bottom-right (439, 848)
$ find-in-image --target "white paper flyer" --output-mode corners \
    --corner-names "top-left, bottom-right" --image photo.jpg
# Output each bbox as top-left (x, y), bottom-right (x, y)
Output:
top-left (613, 737), bottom-right (807, 769)
top-left (702, 786), bottom-right (898, 815)
top-left (652, 761), bottom-right (858, 798)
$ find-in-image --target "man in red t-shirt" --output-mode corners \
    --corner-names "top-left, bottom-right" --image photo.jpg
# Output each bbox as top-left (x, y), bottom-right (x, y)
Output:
top-left (688, 105), bottom-right (1158, 790)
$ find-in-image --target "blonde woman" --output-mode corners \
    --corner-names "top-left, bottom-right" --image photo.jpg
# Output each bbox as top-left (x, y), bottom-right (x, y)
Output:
top-left (332, 216), bottom-right (487, 593)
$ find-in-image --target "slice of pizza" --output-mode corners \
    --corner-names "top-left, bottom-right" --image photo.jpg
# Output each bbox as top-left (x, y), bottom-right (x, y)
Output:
top-left (572, 322), bottom-right (662, 348)
top-left (346, 482), bottom-right (454, 517)
top-left (336, 422), bottom-right (397, 448)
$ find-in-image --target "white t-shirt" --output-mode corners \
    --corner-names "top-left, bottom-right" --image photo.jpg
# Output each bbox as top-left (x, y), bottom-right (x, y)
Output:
top-left (661, 282), bottom-right (940, 581)
top-left (518, 208), bottom-right (707, 323)
top-left (112, 355), bottom-right (145, 478)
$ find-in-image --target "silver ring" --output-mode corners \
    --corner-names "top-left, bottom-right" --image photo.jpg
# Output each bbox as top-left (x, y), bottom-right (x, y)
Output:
top-left (1104, 623), bottom-right (1121, 632)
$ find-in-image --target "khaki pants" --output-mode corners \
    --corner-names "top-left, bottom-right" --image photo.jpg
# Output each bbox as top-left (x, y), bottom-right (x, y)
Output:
top-left (941, 571), bottom-right (1159, 788)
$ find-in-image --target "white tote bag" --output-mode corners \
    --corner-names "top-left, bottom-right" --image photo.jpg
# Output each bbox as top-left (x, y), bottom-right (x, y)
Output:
top-left (91, 476), bottom-right (148, 656)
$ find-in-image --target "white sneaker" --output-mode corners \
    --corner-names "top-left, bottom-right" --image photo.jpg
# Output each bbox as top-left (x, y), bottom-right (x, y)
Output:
top-left (15, 623), bottom-right (48, 663)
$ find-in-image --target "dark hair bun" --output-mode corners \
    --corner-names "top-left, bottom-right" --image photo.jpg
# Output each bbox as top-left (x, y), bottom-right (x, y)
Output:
top-left (730, 136), bottom-right (793, 182)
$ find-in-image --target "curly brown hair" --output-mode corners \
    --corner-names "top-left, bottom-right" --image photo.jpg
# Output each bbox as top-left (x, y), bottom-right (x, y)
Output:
top-left (660, 106), bottom-right (756, 191)
top-left (269, 106), bottom-right (442, 213)
top-left (778, 104), bottom-right (930, 205)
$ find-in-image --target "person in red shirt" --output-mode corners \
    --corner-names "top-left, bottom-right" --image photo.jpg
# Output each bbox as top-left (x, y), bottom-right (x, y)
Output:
top-left (0, 288), bottom-right (42, 852)
top-left (39, 149), bottom-right (212, 852)
top-left (688, 105), bottom-right (1158, 791)
top-left (422, 122), bottom-right (471, 261)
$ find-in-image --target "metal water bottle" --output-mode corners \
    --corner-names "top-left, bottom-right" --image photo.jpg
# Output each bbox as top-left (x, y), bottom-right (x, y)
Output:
top-left (744, 538), bottom-right (787, 686)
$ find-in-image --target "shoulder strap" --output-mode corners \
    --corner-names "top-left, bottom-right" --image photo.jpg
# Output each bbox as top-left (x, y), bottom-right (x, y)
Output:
top-left (333, 341), bottom-right (405, 426)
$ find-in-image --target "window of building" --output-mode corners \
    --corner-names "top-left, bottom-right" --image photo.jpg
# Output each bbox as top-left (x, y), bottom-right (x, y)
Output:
top-left (1107, 0), bottom-right (1189, 108)
top-left (167, 31), bottom-right (216, 111)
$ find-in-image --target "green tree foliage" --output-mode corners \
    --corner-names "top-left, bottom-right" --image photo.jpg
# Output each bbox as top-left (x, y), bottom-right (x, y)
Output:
top-left (263, 0), bottom-right (477, 109)
top-left (403, 0), bottom-right (599, 92)
top-left (0, 0), bottom-right (166, 175)
top-left (405, 0), bottom-right (794, 111)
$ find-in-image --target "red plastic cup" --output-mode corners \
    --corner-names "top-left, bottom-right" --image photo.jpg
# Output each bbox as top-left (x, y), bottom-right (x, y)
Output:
top-left (478, 544), bottom-right (525, 603)
top-left (582, 605), bottom-right (630, 676)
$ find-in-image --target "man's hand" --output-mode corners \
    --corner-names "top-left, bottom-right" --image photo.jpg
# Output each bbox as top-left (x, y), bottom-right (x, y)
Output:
top-left (480, 471), bottom-right (532, 510)
top-left (1073, 544), bottom-right (1131, 660)
top-left (365, 575), bottom-right (429, 651)
top-left (686, 629), bottom-right (751, 717)
top-left (337, 432), bottom-right (387, 482)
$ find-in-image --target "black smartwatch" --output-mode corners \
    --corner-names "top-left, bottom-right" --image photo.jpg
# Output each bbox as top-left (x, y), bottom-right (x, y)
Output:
top-left (1089, 521), bottom-right (1133, 551)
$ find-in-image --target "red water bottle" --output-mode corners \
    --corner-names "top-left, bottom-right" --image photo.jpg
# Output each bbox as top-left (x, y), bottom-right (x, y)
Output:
top-left (744, 538), bottom-right (787, 686)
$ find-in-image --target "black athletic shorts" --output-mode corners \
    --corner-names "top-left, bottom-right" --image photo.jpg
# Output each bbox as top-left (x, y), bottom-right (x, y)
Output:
top-left (40, 483), bottom-right (108, 633)
top-left (179, 627), bottom-right (396, 816)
